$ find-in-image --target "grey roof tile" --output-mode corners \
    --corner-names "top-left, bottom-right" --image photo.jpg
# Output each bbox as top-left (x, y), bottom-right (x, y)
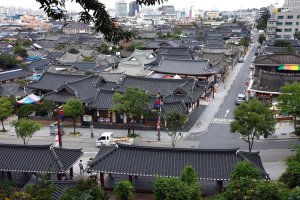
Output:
top-left (87, 145), bottom-right (268, 180)
top-left (0, 143), bottom-right (83, 173)
top-left (0, 69), bottom-right (32, 82)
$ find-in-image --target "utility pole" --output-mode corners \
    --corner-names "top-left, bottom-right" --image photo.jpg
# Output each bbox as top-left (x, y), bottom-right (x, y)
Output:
top-left (56, 106), bottom-right (63, 148)
top-left (156, 91), bottom-right (162, 141)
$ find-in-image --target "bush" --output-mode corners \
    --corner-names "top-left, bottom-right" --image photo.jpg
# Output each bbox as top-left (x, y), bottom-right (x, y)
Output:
top-left (68, 48), bottom-right (79, 54)
top-left (68, 131), bottom-right (81, 136)
top-left (114, 180), bottom-right (134, 200)
top-left (128, 132), bottom-right (139, 138)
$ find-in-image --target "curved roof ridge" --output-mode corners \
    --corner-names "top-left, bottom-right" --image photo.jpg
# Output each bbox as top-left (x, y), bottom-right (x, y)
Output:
top-left (49, 145), bottom-right (64, 171)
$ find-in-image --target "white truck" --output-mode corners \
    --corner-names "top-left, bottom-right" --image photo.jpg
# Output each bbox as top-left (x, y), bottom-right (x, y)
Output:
top-left (95, 132), bottom-right (135, 147)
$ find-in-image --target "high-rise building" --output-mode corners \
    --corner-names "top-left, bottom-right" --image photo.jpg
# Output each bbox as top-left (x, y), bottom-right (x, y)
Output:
top-left (115, 0), bottom-right (127, 17)
top-left (161, 5), bottom-right (175, 15)
top-left (284, 0), bottom-right (300, 10)
top-left (128, 1), bottom-right (139, 16)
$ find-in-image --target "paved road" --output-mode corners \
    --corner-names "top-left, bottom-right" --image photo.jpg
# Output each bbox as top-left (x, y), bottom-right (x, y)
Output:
top-left (184, 32), bottom-right (300, 151)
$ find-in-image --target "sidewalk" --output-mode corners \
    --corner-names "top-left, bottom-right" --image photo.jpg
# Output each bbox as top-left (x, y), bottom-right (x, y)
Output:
top-left (260, 122), bottom-right (299, 140)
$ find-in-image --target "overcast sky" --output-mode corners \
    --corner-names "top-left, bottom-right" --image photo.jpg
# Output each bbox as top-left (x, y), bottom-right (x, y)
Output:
top-left (0, 0), bottom-right (284, 11)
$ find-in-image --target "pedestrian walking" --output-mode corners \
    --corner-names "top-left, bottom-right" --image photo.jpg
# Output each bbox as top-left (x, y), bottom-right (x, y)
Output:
top-left (127, 124), bottom-right (131, 135)
top-left (79, 160), bottom-right (84, 174)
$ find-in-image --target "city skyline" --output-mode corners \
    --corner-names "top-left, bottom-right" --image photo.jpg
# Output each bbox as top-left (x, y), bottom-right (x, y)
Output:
top-left (0, 0), bottom-right (284, 12)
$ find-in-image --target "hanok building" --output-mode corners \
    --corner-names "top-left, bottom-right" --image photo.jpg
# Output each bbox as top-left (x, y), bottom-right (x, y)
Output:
top-left (142, 39), bottom-right (180, 50)
top-left (0, 144), bottom-right (83, 184)
top-left (87, 144), bottom-right (268, 194)
top-left (87, 75), bottom-right (207, 126)
top-left (0, 69), bottom-right (32, 84)
top-left (249, 54), bottom-right (300, 104)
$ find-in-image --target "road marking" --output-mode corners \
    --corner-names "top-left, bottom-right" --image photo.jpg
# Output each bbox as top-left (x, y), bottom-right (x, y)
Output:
top-left (225, 109), bottom-right (230, 118)
top-left (83, 152), bottom-right (98, 154)
top-left (211, 118), bottom-right (234, 125)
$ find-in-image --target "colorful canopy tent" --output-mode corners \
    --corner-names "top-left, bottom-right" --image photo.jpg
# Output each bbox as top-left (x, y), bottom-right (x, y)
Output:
top-left (17, 94), bottom-right (41, 104)
top-left (278, 64), bottom-right (300, 71)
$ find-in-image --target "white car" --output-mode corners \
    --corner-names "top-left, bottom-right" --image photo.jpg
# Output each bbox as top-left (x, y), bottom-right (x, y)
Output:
top-left (235, 94), bottom-right (246, 105)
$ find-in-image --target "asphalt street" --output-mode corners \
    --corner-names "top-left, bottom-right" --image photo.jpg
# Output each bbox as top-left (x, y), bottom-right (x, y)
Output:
top-left (185, 32), bottom-right (300, 151)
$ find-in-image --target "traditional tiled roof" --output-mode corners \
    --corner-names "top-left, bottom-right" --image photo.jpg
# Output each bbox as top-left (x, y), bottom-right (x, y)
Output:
top-left (87, 145), bottom-right (268, 181)
top-left (0, 144), bottom-right (83, 173)
top-left (87, 89), bottom-right (116, 109)
top-left (150, 54), bottom-right (192, 66)
top-left (27, 72), bottom-right (86, 91)
top-left (59, 53), bottom-right (82, 63)
top-left (0, 69), bottom-right (32, 82)
top-left (156, 46), bottom-right (190, 55)
top-left (52, 180), bottom-right (76, 200)
top-left (143, 39), bottom-right (179, 49)
top-left (0, 83), bottom-right (32, 97)
top-left (252, 70), bottom-right (300, 93)
top-left (65, 62), bottom-right (97, 71)
top-left (28, 59), bottom-right (50, 72)
top-left (43, 76), bottom-right (98, 103)
top-left (254, 54), bottom-right (300, 66)
top-left (152, 58), bottom-right (221, 76)
top-left (161, 101), bottom-right (189, 114)
top-left (47, 51), bottom-right (65, 60)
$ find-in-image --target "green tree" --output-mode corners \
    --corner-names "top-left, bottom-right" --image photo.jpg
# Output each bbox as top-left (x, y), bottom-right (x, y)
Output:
top-left (223, 161), bottom-right (281, 200)
top-left (294, 32), bottom-right (300, 40)
top-left (83, 56), bottom-right (94, 62)
top-left (230, 99), bottom-right (276, 152)
top-left (229, 161), bottom-right (260, 180)
top-left (114, 180), bottom-right (134, 200)
top-left (12, 174), bottom-right (55, 200)
top-left (111, 87), bottom-right (150, 134)
top-left (164, 110), bottom-right (188, 148)
top-left (63, 98), bottom-right (84, 133)
top-left (68, 48), bottom-right (79, 54)
top-left (287, 186), bottom-right (300, 199)
top-left (0, 97), bottom-right (13, 131)
top-left (258, 34), bottom-right (266, 45)
top-left (0, 180), bottom-right (16, 199)
top-left (0, 54), bottom-right (20, 69)
top-left (11, 118), bottom-right (41, 145)
top-left (14, 46), bottom-right (28, 57)
top-left (98, 43), bottom-right (110, 55)
top-left (16, 104), bottom-right (36, 119)
top-left (239, 36), bottom-right (250, 53)
top-left (23, 40), bottom-right (33, 46)
top-left (280, 145), bottom-right (300, 188)
top-left (278, 82), bottom-right (300, 135)
top-left (174, 28), bottom-right (182, 35)
top-left (154, 166), bottom-right (200, 200)
top-left (274, 40), bottom-right (292, 48)
top-left (37, 100), bottom-right (56, 118)
top-left (61, 179), bottom-right (108, 200)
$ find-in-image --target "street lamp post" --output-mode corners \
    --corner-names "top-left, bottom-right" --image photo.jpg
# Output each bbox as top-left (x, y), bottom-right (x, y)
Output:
top-left (56, 106), bottom-right (63, 148)
top-left (156, 91), bottom-right (162, 141)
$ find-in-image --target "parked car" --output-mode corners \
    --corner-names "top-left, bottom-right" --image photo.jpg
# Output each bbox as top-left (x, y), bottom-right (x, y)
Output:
top-left (96, 132), bottom-right (134, 147)
top-left (235, 94), bottom-right (246, 105)
top-left (238, 56), bottom-right (244, 63)
top-left (250, 64), bottom-right (255, 69)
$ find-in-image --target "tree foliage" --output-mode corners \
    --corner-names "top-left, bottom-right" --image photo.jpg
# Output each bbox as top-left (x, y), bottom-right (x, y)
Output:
top-left (0, 54), bottom-right (20, 69)
top-left (111, 87), bottom-right (150, 134)
top-left (14, 46), bottom-right (28, 57)
top-left (278, 82), bottom-right (300, 135)
top-left (239, 36), bottom-right (250, 53)
top-left (0, 180), bottom-right (16, 199)
top-left (61, 179), bottom-right (108, 200)
top-left (294, 32), bottom-right (300, 40)
top-left (63, 98), bottom-right (84, 133)
top-left (68, 48), bottom-right (79, 54)
top-left (154, 166), bottom-right (200, 200)
top-left (35, 0), bottom-right (167, 44)
top-left (258, 34), bottom-right (266, 45)
top-left (0, 97), bottom-right (13, 131)
top-left (83, 56), bottom-right (94, 62)
top-left (114, 180), bottom-right (134, 200)
top-left (11, 118), bottom-right (41, 145)
top-left (256, 9), bottom-right (270, 30)
top-left (274, 40), bottom-right (292, 48)
top-left (229, 161), bottom-right (260, 181)
top-left (164, 110), bottom-right (188, 147)
top-left (12, 174), bottom-right (55, 200)
top-left (16, 104), bottom-right (36, 119)
top-left (230, 99), bottom-right (276, 152)
top-left (36, 100), bottom-right (56, 118)
top-left (98, 43), bottom-right (110, 55)
top-left (280, 145), bottom-right (300, 188)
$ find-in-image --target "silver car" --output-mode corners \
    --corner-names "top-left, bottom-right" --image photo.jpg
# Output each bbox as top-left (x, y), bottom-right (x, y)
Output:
top-left (235, 94), bottom-right (246, 105)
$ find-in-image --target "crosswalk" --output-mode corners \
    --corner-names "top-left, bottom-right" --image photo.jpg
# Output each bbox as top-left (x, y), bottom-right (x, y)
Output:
top-left (210, 118), bottom-right (234, 125)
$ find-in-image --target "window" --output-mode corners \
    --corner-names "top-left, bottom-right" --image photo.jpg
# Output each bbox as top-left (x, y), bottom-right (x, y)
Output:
top-left (278, 16), bottom-right (284, 19)
top-left (285, 22), bottom-right (293, 26)
top-left (295, 28), bottom-right (299, 32)
top-left (297, 15), bottom-right (300, 19)
top-left (284, 28), bottom-right (292, 32)
top-left (276, 22), bottom-right (283, 26)
top-left (276, 28), bottom-right (282, 32)
top-left (296, 22), bottom-right (299, 25)
top-left (287, 15), bottom-right (293, 19)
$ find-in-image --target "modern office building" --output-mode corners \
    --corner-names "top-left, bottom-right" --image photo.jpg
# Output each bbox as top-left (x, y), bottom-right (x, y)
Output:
top-left (128, 1), bottom-right (139, 16)
top-left (115, 0), bottom-right (128, 17)
top-left (283, 0), bottom-right (300, 10)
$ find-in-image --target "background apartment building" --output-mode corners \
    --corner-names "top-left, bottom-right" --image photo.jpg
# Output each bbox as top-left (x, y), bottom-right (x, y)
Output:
top-left (115, 0), bottom-right (128, 17)
top-left (266, 0), bottom-right (300, 39)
